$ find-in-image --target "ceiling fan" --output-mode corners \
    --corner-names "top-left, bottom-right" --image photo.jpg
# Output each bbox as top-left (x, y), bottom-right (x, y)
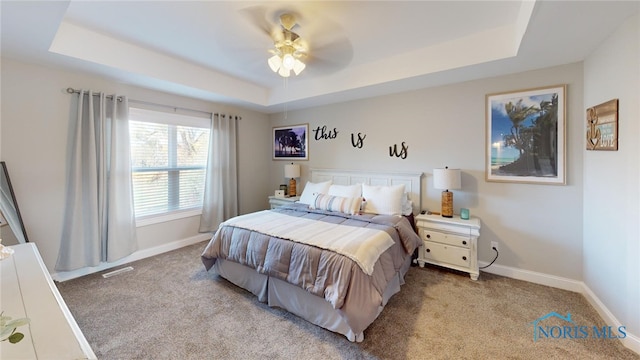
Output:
top-left (240, 5), bottom-right (353, 79)
top-left (267, 13), bottom-right (308, 77)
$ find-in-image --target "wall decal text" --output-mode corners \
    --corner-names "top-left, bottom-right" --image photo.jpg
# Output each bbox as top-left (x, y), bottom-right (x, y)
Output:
top-left (351, 133), bottom-right (366, 148)
top-left (312, 126), bottom-right (339, 140)
top-left (389, 142), bottom-right (408, 159)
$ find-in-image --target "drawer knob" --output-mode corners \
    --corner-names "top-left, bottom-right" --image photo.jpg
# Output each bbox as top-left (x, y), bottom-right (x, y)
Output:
top-left (462, 256), bottom-right (467, 261)
top-left (426, 234), bottom-right (431, 239)
top-left (462, 240), bottom-right (467, 245)
top-left (426, 248), bottom-right (431, 253)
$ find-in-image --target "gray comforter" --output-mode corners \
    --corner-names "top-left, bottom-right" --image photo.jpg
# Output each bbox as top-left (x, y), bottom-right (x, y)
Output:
top-left (201, 203), bottom-right (422, 333)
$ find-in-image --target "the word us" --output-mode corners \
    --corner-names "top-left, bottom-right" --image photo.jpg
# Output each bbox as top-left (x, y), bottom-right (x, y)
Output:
top-left (389, 142), bottom-right (408, 159)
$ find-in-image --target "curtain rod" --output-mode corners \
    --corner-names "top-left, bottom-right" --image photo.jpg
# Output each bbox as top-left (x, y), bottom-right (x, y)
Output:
top-left (66, 87), bottom-right (241, 119)
top-left (129, 98), bottom-right (213, 118)
top-left (66, 87), bottom-right (123, 102)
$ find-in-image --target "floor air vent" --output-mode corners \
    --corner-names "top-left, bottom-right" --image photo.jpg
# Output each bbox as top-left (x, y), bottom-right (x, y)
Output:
top-left (102, 266), bottom-right (134, 278)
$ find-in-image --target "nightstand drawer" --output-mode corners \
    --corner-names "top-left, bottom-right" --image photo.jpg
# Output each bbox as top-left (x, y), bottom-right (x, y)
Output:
top-left (421, 241), bottom-right (471, 268)
top-left (420, 229), bottom-right (470, 248)
top-left (414, 213), bottom-right (480, 280)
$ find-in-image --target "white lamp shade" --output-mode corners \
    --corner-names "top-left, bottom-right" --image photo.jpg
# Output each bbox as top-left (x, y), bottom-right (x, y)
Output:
top-left (282, 54), bottom-right (296, 70)
top-left (278, 66), bottom-right (291, 77)
top-left (433, 168), bottom-right (461, 190)
top-left (268, 55), bottom-right (282, 72)
top-left (267, 48), bottom-right (305, 77)
top-left (292, 59), bottom-right (306, 75)
top-left (284, 164), bottom-right (300, 179)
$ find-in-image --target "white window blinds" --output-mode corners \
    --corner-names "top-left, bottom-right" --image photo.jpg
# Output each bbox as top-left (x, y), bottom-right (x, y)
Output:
top-left (129, 106), bottom-right (210, 218)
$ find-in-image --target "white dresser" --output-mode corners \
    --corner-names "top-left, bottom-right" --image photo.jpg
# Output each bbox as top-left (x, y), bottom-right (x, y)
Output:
top-left (415, 213), bottom-right (481, 280)
top-left (0, 243), bottom-right (96, 359)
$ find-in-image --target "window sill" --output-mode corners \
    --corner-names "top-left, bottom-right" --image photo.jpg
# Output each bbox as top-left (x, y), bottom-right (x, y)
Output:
top-left (135, 209), bottom-right (202, 227)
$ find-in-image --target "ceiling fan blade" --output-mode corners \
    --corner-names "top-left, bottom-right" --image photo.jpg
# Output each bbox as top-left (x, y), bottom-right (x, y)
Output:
top-left (271, 28), bottom-right (285, 44)
top-left (293, 36), bottom-right (307, 48)
top-left (305, 36), bottom-right (353, 75)
top-left (239, 5), bottom-right (280, 39)
top-left (279, 13), bottom-right (297, 31)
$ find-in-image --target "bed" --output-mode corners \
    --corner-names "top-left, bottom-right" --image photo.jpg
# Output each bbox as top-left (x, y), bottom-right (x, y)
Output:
top-left (201, 169), bottom-right (423, 342)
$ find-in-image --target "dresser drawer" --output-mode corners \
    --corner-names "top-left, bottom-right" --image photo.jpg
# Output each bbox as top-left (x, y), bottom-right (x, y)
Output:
top-left (420, 229), bottom-right (470, 248)
top-left (421, 241), bottom-right (471, 268)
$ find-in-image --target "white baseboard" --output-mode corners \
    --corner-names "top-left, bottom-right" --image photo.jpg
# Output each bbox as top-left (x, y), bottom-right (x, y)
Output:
top-left (479, 261), bottom-right (640, 355)
top-left (581, 283), bottom-right (640, 354)
top-left (478, 261), bottom-right (584, 292)
top-left (51, 233), bottom-right (211, 282)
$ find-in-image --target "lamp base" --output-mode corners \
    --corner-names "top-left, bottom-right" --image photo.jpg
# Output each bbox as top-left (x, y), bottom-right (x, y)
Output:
top-left (288, 178), bottom-right (297, 197)
top-left (441, 190), bottom-right (453, 218)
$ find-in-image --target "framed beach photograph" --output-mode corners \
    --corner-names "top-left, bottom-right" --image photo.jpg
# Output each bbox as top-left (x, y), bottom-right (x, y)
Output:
top-left (486, 85), bottom-right (566, 185)
top-left (273, 124), bottom-right (309, 160)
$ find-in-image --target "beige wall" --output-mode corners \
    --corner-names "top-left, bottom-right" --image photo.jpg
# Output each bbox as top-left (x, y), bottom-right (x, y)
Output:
top-left (583, 13), bottom-right (639, 342)
top-left (0, 59), bottom-right (271, 271)
top-left (269, 62), bottom-right (585, 280)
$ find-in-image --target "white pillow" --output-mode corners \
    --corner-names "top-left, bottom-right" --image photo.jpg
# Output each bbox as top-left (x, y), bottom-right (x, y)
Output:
top-left (400, 192), bottom-right (415, 215)
top-left (299, 180), bottom-right (332, 205)
top-left (328, 183), bottom-right (362, 198)
top-left (362, 184), bottom-right (406, 216)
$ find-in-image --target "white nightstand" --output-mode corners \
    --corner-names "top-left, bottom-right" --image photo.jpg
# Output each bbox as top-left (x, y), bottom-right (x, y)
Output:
top-left (268, 195), bottom-right (300, 209)
top-left (415, 213), bottom-right (481, 280)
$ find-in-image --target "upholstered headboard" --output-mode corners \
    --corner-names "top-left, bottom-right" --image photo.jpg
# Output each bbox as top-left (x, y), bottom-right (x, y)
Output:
top-left (310, 168), bottom-right (423, 215)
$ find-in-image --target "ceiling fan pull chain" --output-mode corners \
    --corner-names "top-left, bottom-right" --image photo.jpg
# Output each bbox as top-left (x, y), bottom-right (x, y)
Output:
top-left (283, 77), bottom-right (289, 119)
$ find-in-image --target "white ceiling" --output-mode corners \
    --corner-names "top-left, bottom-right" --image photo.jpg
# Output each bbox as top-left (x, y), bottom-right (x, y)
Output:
top-left (2, 1), bottom-right (638, 114)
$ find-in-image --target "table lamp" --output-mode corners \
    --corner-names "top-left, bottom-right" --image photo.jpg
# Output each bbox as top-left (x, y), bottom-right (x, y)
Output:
top-left (284, 163), bottom-right (300, 197)
top-left (433, 166), bottom-right (461, 218)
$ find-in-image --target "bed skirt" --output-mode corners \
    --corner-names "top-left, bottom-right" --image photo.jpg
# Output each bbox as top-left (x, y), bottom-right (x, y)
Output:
top-left (211, 255), bottom-right (413, 342)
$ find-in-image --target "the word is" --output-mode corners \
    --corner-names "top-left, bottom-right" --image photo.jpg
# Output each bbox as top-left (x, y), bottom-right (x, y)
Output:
top-left (351, 133), bottom-right (366, 148)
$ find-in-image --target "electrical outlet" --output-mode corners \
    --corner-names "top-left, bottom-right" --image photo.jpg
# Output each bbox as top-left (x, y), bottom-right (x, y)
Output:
top-left (491, 241), bottom-right (499, 252)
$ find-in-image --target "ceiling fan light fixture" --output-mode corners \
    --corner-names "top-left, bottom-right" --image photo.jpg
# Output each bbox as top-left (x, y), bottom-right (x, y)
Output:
top-left (278, 66), bottom-right (291, 77)
top-left (293, 59), bottom-right (306, 75)
top-left (266, 13), bottom-right (307, 78)
top-left (268, 55), bottom-right (282, 72)
top-left (268, 51), bottom-right (305, 77)
top-left (282, 53), bottom-right (296, 70)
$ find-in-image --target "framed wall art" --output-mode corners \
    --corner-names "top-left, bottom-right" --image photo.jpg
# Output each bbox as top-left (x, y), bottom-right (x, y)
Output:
top-left (486, 84), bottom-right (566, 185)
top-left (586, 99), bottom-right (618, 151)
top-left (273, 123), bottom-right (309, 160)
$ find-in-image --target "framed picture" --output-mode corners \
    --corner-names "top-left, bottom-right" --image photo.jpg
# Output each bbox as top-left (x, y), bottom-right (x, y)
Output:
top-left (586, 99), bottom-right (618, 151)
top-left (273, 124), bottom-right (308, 160)
top-left (486, 85), bottom-right (566, 185)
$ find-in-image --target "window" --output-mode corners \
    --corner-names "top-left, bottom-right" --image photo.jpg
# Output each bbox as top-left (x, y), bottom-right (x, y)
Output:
top-left (129, 107), bottom-right (210, 219)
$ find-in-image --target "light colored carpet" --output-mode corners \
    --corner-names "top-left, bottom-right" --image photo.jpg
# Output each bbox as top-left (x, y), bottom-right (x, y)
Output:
top-left (57, 242), bottom-right (639, 360)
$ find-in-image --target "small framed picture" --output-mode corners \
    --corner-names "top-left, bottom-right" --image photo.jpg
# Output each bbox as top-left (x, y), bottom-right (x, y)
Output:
top-left (273, 124), bottom-right (308, 160)
top-left (486, 85), bottom-right (566, 185)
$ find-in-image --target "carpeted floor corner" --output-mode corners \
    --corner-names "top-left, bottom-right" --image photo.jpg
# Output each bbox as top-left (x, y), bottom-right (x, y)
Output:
top-left (56, 243), bottom-right (639, 360)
